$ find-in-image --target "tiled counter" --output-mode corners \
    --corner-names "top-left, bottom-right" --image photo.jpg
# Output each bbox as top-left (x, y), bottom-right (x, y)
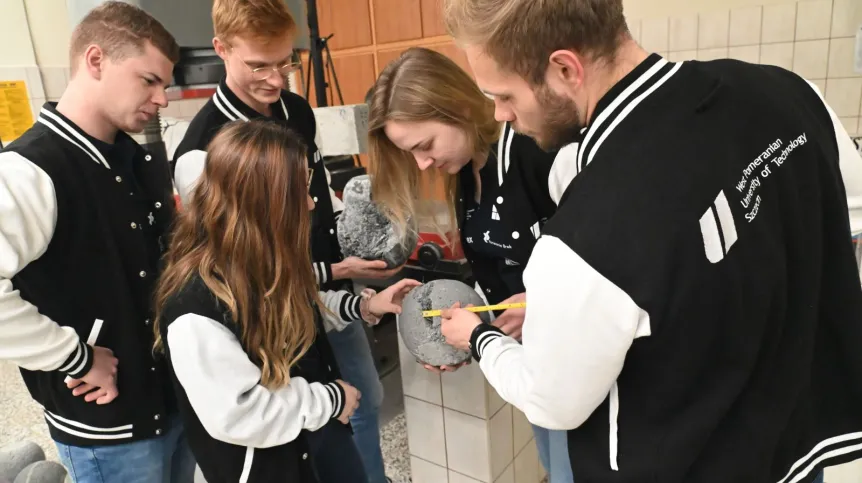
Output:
top-left (397, 318), bottom-right (545, 483)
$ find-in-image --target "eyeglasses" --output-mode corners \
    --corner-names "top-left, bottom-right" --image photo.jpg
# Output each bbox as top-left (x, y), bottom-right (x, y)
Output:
top-left (231, 47), bottom-right (301, 81)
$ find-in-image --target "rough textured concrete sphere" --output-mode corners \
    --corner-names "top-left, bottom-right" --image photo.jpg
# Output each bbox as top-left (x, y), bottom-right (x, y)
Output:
top-left (399, 279), bottom-right (491, 366)
top-left (13, 461), bottom-right (67, 483)
top-left (0, 442), bottom-right (44, 482)
top-left (337, 175), bottom-right (418, 269)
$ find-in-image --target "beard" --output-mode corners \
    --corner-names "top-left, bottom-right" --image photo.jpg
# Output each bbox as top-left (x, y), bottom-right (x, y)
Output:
top-left (520, 83), bottom-right (584, 152)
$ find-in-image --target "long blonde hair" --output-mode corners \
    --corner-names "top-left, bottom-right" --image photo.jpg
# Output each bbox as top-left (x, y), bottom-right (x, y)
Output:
top-left (153, 120), bottom-right (320, 389)
top-left (367, 47), bottom-right (500, 241)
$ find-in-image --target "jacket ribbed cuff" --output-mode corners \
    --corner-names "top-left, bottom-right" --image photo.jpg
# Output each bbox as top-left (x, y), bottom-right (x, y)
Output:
top-left (313, 262), bottom-right (332, 286)
top-left (325, 382), bottom-right (346, 419)
top-left (470, 324), bottom-right (505, 362)
top-left (339, 295), bottom-right (363, 321)
top-left (57, 341), bottom-right (94, 379)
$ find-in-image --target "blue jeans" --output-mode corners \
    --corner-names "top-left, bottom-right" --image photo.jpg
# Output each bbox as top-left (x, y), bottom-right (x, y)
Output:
top-left (812, 470), bottom-right (824, 483)
top-left (532, 425), bottom-right (574, 483)
top-left (327, 321), bottom-right (386, 483)
top-left (307, 418), bottom-right (369, 483)
top-left (56, 414), bottom-right (195, 483)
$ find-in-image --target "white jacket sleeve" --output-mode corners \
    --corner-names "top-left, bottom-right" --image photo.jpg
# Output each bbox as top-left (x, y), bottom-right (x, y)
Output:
top-left (317, 290), bottom-right (363, 332)
top-left (476, 235), bottom-right (650, 430)
top-left (0, 152), bottom-right (89, 375)
top-left (805, 80), bottom-right (862, 235)
top-left (174, 149), bottom-right (207, 206)
top-left (166, 313), bottom-right (344, 448)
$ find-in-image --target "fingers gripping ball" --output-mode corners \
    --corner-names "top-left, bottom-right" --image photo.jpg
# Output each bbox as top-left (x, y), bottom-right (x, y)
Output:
top-left (337, 175), bottom-right (418, 269)
top-left (399, 279), bottom-right (491, 366)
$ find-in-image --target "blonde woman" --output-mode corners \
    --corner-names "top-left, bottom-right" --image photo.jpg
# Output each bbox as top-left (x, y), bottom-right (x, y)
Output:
top-left (153, 120), bottom-right (418, 483)
top-left (367, 47), bottom-right (573, 483)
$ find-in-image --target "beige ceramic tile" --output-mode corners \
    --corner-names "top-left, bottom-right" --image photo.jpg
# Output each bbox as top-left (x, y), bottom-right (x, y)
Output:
top-left (489, 405), bottom-right (515, 481)
top-left (795, 0), bottom-right (833, 40)
top-left (828, 38), bottom-right (862, 79)
top-left (839, 117), bottom-right (860, 136)
top-left (398, 324), bottom-right (443, 405)
top-left (495, 464), bottom-right (516, 483)
top-left (513, 440), bottom-right (540, 483)
top-left (831, 0), bottom-right (862, 37)
top-left (39, 67), bottom-right (67, 100)
top-left (406, 396), bottom-right (448, 467)
top-left (445, 408), bottom-right (492, 482)
top-left (449, 470), bottom-right (484, 483)
top-left (411, 456), bottom-right (450, 483)
top-left (641, 17), bottom-right (670, 52)
top-left (825, 78), bottom-right (862, 117)
top-left (760, 42), bottom-right (795, 69)
top-left (809, 78), bottom-right (828, 94)
top-left (25, 66), bottom-right (45, 100)
top-left (511, 407), bottom-right (533, 454)
top-left (669, 50), bottom-right (698, 62)
top-left (762, 3), bottom-right (797, 43)
top-left (697, 48), bottom-right (729, 61)
top-left (442, 359), bottom-right (490, 418)
top-left (669, 15), bottom-right (698, 51)
top-left (486, 379), bottom-right (506, 417)
top-left (729, 45), bottom-right (761, 63)
top-left (729, 6), bottom-right (762, 46)
top-left (627, 19), bottom-right (642, 44)
top-left (792, 40), bottom-right (830, 79)
top-left (699, 10), bottom-right (730, 48)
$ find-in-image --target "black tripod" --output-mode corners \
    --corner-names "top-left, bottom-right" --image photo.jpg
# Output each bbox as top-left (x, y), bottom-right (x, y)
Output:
top-left (304, 0), bottom-right (346, 108)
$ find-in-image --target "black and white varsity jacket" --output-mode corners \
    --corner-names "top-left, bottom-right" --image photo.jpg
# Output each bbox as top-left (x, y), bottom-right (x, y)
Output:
top-left (0, 103), bottom-right (177, 446)
top-left (171, 78), bottom-right (364, 327)
top-left (158, 274), bottom-right (346, 483)
top-left (470, 54), bottom-right (862, 482)
top-left (457, 122), bottom-right (557, 305)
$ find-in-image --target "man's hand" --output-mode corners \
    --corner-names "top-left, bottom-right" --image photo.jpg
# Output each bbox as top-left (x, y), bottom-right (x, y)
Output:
top-left (440, 302), bottom-right (483, 352)
top-left (66, 346), bottom-right (118, 405)
top-left (492, 292), bottom-right (527, 341)
top-left (361, 279), bottom-right (422, 324)
top-left (335, 379), bottom-right (361, 424)
top-left (332, 257), bottom-right (404, 281)
top-left (420, 360), bottom-right (471, 374)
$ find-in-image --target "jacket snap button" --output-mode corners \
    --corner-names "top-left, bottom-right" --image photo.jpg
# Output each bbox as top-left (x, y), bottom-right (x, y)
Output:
top-left (139, 271), bottom-right (147, 277)
top-left (145, 154), bottom-right (152, 161)
top-left (155, 202), bottom-right (162, 209)
top-left (302, 453), bottom-right (308, 460)
top-left (151, 366), bottom-right (156, 371)
top-left (486, 288), bottom-right (491, 293)
top-left (512, 231), bottom-right (520, 240)
top-left (131, 222), bottom-right (137, 229)
top-left (497, 196), bottom-right (503, 204)
top-left (154, 414), bottom-right (160, 421)
top-left (155, 429), bottom-right (161, 435)
top-left (144, 319), bottom-right (150, 325)
top-left (313, 196), bottom-right (318, 202)
top-left (115, 176), bottom-right (122, 183)
top-left (329, 229), bottom-right (334, 234)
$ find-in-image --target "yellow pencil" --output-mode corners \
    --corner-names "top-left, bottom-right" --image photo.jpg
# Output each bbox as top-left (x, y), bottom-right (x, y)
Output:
top-left (422, 302), bottom-right (526, 318)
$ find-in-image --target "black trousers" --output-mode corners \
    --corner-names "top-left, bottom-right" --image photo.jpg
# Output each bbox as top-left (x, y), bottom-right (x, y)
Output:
top-left (306, 419), bottom-right (368, 483)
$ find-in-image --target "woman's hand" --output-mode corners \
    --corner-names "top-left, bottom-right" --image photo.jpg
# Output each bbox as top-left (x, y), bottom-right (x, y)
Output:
top-left (360, 278), bottom-right (422, 325)
top-left (491, 292), bottom-right (527, 341)
top-left (334, 379), bottom-right (361, 424)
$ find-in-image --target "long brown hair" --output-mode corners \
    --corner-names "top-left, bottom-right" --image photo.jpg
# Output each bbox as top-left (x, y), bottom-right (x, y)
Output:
top-left (367, 47), bottom-right (500, 241)
top-left (153, 119), bottom-right (319, 389)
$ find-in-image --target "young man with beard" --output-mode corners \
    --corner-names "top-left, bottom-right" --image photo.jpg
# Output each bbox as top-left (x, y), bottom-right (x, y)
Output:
top-left (0, 2), bottom-right (196, 482)
top-left (439, 0), bottom-right (862, 482)
top-left (172, 1), bottom-right (402, 482)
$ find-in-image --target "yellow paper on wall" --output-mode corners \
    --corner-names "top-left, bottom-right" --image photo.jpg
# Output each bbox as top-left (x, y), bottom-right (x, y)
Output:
top-left (0, 81), bottom-right (34, 145)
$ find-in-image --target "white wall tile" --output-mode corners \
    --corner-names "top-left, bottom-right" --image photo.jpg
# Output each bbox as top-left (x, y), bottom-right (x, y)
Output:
top-left (511, 407), bottom-right (533, 454)
top-left (486, 380), bottom-right (506, 417)
top-left (698, 48), bottom-right (729, 61)
top-left (828, 38), bottom-right (862, 79)
top-left (840, 117), bottom-right (860, 136)
top-left (513, 440), bottom-right (539, 483)
top-left (29, 97), bottom-right (44, 123)
top-left (412, 457), bottom-right (450, 483)
top-left (729, 45), bottom-right (761, 63)
top-left (699, 10), bottom-right (730, 48)
top-left (730, 6), bottom-right (763, 46)
top-left (831, 0), bottom-right (862, 38)
top-left (406, 396), bottom-right (448, 467)
top-left (489, 405), bottom-right (514, 481)
top-left (0, 66), bottom-right (28, 83)
top-left (39, 66), bottom-right (67, 100)
top-left (495, 464), bottom-right (516, 483)
top-left (760, 42), bottom-right (795, 69)
top-left (442, 360), bottom-right (489, 418)
top-left (449, 471), bottom-right (484, 483)
top-left (795, 0), bottom-right (833, 40)
top-left (25, 67), bottom-right (45, 100)
top-left (810, 78), bottom-right (828, 94)
top-left (762, 3), bottom-right (797, 43)
top-left (793, 40), bottom-right (830, 79)
top-left (445, 408), bottom-right (492, 482)
top-left (399, 327), bottom-right (443, 405)
top-left (669, 50), bottom-right (698, 62)
top-left (627, 19), bottom-right (642, 44)
top-left (825, 78), bottom-right (862, 117)
top-left (160, 103), bottom-right (183, 120)
top-left (826, 459), bottom-right (862, 482)
top-left (641, 18), bottom-right (670, 53)
top-left (670, 15), bottom-right (698, 51)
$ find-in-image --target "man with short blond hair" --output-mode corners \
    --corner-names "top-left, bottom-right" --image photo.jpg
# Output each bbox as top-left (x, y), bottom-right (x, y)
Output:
top-left (439, 0), bottom-right (862, 482)
top-left (173, 1), bottom-right (400, 482)
top-left (0, 2), bottom-right (195, 482)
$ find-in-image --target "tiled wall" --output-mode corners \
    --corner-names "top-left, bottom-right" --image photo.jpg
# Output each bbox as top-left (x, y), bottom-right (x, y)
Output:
top-left (398, 321), bottom-right (544, 483)
top-left (628, 0), bottom-right (862, 135)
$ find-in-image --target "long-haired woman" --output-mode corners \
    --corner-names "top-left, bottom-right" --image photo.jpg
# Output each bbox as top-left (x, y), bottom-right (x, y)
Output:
top-left (367, 47), bottom-right (574, 483)
top-left (152, 119), bottom-right (418, 483)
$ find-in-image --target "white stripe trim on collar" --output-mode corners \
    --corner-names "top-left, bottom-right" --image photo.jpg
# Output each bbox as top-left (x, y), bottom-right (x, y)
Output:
top-left (497, 123), bottom-right (515, 186)
top-left (577, 58), bottom-right (669, 171)
top-left (279, 98), bottom-right (289, 120)
top-left (39, 109), bottom-right (110, 169)
top-left (586, 62), bottom-right (681, 167)
top-left (215, 85), bottom-right (249, 122)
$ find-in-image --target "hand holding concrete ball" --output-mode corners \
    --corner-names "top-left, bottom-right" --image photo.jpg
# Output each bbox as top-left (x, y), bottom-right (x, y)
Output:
top-left (398, 279), bottom-right (491, 368)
